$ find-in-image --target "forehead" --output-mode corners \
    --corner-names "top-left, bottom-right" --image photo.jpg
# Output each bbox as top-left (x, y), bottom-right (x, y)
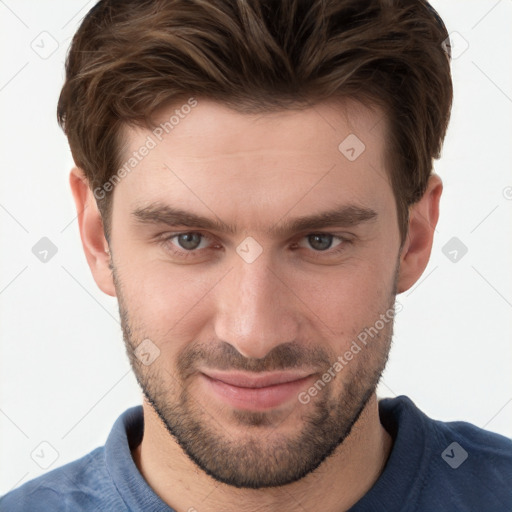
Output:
top-left (113, 98), bottom-right (394, 231)
top-left (138, 98), bottom-right (386, 159)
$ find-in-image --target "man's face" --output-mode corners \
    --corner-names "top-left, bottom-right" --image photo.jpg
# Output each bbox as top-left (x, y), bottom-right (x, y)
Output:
top-left (108, 99), bottom-right (401, 488)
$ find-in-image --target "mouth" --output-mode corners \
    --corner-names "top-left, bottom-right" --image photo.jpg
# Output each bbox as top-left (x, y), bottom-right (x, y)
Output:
top-left (199, 370), bottom-right (315, 411)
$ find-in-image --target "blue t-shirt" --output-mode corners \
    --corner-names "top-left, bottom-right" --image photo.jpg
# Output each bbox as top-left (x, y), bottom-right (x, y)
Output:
top-left (2, 395), bottom-right (511, 511)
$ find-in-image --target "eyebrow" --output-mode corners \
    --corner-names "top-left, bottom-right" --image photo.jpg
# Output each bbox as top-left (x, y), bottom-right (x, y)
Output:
top-left (132, 203), bottom-right (377, 238)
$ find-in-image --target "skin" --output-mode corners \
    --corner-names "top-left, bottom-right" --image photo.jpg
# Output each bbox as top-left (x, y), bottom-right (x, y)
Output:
top-left (70, 98), bottom-right (442, 512)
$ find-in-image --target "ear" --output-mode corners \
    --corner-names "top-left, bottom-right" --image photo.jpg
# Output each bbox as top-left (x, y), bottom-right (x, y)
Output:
top-left (69, 167), bottom-right (116, 297)
top-left (397, 174), bottom-right (442, 293)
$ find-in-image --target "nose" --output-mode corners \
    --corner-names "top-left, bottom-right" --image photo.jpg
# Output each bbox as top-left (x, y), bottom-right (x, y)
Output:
top-left (213, 248), bottom-right (300, 360)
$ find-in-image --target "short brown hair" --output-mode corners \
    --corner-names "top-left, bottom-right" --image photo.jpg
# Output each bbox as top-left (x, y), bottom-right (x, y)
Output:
top-left (57, 0), bottom-right (452, 244)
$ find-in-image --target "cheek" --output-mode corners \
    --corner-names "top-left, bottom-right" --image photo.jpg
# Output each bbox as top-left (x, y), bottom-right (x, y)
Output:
top-left (115, 256), bottom-right (216, 337)
top-left (295, 257), bottom-right (396, 336)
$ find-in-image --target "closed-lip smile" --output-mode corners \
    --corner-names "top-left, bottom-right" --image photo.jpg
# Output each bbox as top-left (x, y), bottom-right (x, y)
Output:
top-left (199, 370), bottom-right (316, 410)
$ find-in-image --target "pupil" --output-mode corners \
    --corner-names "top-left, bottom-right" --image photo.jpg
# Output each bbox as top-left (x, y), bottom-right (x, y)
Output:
top-left (309, 234), bottom-right (332, 251)
top-left (179, 233), bottom-right (201, 250)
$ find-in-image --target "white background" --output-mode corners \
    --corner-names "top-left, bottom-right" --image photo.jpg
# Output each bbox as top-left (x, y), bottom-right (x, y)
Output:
top-left (1, 0), bottom-right (511, 495)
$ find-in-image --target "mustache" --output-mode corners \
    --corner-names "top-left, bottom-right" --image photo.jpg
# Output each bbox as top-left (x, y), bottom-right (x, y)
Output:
top-left (177, 341), bottom-right (333, 378)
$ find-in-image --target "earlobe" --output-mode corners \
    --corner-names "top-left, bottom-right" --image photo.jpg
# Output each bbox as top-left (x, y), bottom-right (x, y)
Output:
top-left (69, 168), bottom-right (116, 297)
top-left (397, 174), bottom-right (443, 294)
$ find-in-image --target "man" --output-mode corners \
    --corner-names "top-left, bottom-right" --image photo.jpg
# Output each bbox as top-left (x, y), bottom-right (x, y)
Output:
top-left (2, 0), bottom-right (511, 510)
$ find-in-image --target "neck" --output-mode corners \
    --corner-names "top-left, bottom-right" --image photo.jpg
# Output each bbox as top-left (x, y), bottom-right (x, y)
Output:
top-left (132, 393), bottom-right (393, 512)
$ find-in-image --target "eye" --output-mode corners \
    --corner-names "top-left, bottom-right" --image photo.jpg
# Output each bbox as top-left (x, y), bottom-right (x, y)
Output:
top-left (162, 232), bottom-right (213, 257)
top-left (297, 233), bottom-right (343, 252)
top-left (172, 233), bottom-right (202, 250)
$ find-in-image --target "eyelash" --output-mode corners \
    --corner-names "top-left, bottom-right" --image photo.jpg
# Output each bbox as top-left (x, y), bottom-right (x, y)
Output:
top-left (158, 231), bottom-right (352, 260)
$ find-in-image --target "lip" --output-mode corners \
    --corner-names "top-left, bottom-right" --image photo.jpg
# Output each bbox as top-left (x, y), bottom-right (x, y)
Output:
top-left (200, 371), bottom-right (315, 411)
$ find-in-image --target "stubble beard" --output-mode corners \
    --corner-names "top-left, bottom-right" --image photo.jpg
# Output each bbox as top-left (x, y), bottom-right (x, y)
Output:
top-left (114, 267), bottom-right (396, 489)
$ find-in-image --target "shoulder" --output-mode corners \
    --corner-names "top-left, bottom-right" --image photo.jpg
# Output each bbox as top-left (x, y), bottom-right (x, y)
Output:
top-left (382, 395), bottom-right (512, 510)
top-left (431, 413), bottom-right (512, 477)
top-left (1, 406), bottom-right (144, 512)
top-left (424, 400), bottom-right (512, 473)
top-left (381, 394), bottom-right (512, 460)
top-left (426, 417), bottom-right (512, 510)
top-left (0, 447), bottom-right (123, 512)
